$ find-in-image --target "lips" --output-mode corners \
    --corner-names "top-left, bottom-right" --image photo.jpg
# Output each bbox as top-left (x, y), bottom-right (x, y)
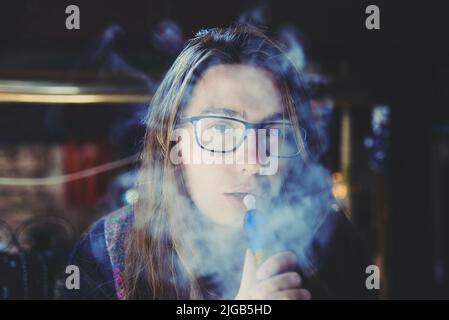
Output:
top-left (226, 192), bottom-right (252, 200)
top-left (224, 192), bottom-right (257, 211)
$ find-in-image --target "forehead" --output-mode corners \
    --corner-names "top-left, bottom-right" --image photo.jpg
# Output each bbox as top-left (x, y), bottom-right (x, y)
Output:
top-left (183, 64), bottom-right (284, 121)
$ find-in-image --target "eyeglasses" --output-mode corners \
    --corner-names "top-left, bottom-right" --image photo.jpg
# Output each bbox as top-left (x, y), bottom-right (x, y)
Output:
top-left (177, 115), bottom-right (301, 158)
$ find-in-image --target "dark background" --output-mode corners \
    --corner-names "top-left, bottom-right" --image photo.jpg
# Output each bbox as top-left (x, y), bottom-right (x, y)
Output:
top-left (0, 0), bottom-right (448, 299)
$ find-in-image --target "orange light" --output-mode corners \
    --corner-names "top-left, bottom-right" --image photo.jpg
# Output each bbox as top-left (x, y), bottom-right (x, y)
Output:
top-left (332, 172), bottom-right (348, 200)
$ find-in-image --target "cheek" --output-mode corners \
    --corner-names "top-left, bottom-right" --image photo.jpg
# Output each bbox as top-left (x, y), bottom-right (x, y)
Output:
top-left (182, 158), bottom-right (232, 206)
top-left (180, 133), bottom-right (229, 188)
top-left (179, 130), bottom-right (235, 192)
top-left (182, 162), bottom-right (237, 224)
top-left (184, 163), bottom-right (227, 192)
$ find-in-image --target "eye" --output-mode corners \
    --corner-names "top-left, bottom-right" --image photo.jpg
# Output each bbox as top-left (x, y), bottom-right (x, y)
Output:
top-left (205, 120), bottom-right (239, 134)
top-left (208, 122), bottom-right (232, 132)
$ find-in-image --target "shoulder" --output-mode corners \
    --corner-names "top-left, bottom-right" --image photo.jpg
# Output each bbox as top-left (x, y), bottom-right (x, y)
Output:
top-left (103, 205), bottom-right (134, 251)
top-left (103, 206), bottom-right (134, 299)
top-left (305, 205), bottom-right (376, 299)
top-left (65, 206), bottom-right (134, 300)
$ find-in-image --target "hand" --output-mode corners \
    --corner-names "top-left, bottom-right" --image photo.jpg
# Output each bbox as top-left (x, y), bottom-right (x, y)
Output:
top-left (235, 249), bottom-right (312, 300)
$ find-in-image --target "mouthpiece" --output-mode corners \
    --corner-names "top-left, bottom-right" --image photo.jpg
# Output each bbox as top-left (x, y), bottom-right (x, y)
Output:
top-left (243, 195), bottom-right (268, 266)
top-left (243, 194), bottom-right (256, 211)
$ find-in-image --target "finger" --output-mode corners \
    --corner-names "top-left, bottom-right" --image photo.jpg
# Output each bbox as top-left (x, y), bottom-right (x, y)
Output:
top-left (251, 272), bottom-right (302, 299)
top-left (269, 289), bottom-right (312, 300)
top-left (239, 248), bottom-right (258, 291)
top-left (256, 251), bottom-right (297, 280)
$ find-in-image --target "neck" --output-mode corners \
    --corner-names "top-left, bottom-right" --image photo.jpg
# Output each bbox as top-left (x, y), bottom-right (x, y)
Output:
top-left (178, 209), bottom-right (247, 299)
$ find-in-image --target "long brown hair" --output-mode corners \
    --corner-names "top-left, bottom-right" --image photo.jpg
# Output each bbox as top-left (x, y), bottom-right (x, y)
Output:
top-left (123, 25), bottom-right (321, 299)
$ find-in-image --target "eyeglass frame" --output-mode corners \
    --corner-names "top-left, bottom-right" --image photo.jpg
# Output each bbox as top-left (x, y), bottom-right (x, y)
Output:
top-left (176, 115), bottom-right (302, 158)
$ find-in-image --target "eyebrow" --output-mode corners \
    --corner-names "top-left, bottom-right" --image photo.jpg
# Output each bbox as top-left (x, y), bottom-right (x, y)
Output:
top-left (199, 106), bottom-right (285, 122)
top-left (200, 106), bottom-right (244, 118)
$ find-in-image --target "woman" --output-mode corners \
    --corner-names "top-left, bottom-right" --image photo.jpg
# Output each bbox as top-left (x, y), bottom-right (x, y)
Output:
top-left (66, 25), bottom-right (372, 300)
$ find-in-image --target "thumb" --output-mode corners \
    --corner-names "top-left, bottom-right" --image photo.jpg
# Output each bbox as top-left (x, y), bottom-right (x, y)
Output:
top-left (236, 248), bottom-right (258, 299)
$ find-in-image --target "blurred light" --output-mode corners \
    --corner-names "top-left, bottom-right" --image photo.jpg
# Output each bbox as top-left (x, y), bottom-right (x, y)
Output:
top-left (0, 154), bottom-right (138, 186)
top-left (364, 137), bottom-right (374, 148)
top-left (375, 151), bottom-right (385, 160)
top-left (371, 105), bottom-right (390, 134)
top-left (123, 189), bottom-right (138, 205)
top-left (365, 105), bottom-right (390, 171)
top-left (0, 80), bottom-right (152, 104)
top-left (0, 92), bottom-right (152, 104)
top-left (152, 19), bottom-right (184, 54)
top-left (331, 172), bottom-right (348, 200)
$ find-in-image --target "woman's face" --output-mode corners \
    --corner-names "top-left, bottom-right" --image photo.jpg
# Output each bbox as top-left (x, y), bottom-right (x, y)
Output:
top-left (178, 64), bottom-right (292, 228)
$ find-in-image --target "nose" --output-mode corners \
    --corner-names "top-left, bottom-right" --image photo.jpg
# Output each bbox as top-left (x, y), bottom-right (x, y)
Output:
top-left (235, 129), bottom-right (261, 175)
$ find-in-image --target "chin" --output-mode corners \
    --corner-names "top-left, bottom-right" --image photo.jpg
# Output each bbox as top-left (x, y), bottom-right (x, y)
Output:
top-left (200, 202), bottom-right (245, 228)
top-left (207, 212), bottom-right (243, 229)
top-left (221, 210), bottom-right (245, 229)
